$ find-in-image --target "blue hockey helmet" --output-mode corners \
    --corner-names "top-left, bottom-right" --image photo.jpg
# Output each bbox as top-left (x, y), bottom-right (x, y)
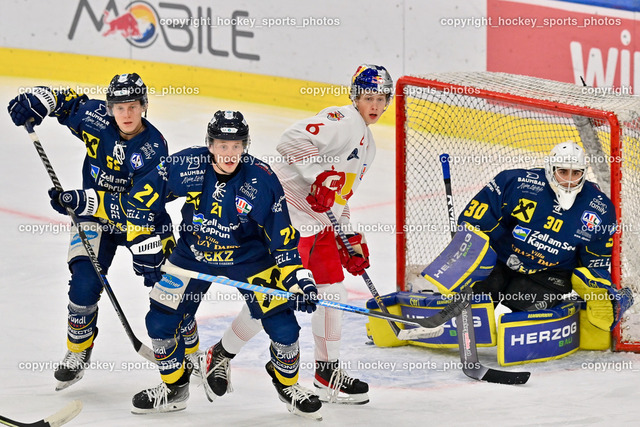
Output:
top-left (106, 73), bottom-right (148, 110)
top-left (349, 64), bottom-right (394, 105)
top-left (206, 110), bottom-right (250, 150)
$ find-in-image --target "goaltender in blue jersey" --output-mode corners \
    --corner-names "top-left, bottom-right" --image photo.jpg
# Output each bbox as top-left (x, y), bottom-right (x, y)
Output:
top-left (53, 110), bottom-right (324, 419)
top-left (459, 141), bottom-right (632, 332)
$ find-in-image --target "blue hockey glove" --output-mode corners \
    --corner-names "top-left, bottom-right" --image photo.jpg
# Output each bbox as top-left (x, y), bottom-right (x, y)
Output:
top-left (7, 87), bottom-right (56, 126)
top-left (283, 268), bottom-right (318, 313)
top-left (130, 235), bottom-right (165, 287)
top-left (48, 188), bottom-right (99, 217)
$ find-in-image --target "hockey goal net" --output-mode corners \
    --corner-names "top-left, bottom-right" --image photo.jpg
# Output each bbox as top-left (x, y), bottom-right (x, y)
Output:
top-left (395, 72), bottom-right (640, 352)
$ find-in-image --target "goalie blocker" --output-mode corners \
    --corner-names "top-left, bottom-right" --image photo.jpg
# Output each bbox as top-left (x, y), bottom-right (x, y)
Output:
top-left (367, 225), bottom-right (620, 364)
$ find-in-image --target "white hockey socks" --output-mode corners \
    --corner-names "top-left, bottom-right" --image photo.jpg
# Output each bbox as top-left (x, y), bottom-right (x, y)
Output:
top-left (221, 304), bottom-right (263, 354)
top-left (312, 282), bottom-right (348, 361)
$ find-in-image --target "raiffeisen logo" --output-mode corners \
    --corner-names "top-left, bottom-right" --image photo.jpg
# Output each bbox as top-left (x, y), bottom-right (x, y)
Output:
top-left (102, 1), bottom-right (159, 48)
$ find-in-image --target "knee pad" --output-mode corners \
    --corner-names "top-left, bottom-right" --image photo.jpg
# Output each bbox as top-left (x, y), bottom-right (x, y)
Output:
top-left (68, 260), bottom-right (103, 306)
top-left (318, 281), bottom-right (348, 303)
top-left (261, 309), bottom-right (300, 345)
top-left (145, 302), bottom-right (184, 340)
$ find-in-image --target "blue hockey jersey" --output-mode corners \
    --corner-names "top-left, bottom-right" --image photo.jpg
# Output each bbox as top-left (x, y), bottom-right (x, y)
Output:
top-left (110, 146), bottom-right (303, 271)
top-left (49, 89), bottom-right (171, 232)
top-left (459, 168), bottom-right (616, 274)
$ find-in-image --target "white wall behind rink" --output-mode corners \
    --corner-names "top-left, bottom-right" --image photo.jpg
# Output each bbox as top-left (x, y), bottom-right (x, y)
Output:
top-left (0, 0), bottom-right (487, 85)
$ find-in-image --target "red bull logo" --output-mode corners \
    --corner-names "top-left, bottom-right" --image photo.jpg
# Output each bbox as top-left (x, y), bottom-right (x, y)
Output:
top-left (102, 1), bottom-right (158, 47)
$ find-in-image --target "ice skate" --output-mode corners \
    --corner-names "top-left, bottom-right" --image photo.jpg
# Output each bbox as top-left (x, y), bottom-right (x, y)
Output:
top-left (314, 360), bottom-right (369, 404)
top-left (266, 361), bottom-right (322, 420)
top-left (201, 341), bottom-right (234, 401)
top-left (131, 376), bottom-right (189, 414)
top-left (54, 329), bottom-right (98, 391)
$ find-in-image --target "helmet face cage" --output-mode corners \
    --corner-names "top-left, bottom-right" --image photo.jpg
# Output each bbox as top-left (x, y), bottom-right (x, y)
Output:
top-left (544, 141), bottom-right (587, 210)
top-left (106, 73), bottom-right (148, 115)
top-left (349, 64), bottom-right (394, 106)
top-left (205, 110), bottom-right (250, 153)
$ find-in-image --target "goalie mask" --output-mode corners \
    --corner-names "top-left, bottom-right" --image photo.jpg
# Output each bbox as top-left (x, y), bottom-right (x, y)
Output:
top-left (544, 141), bottom-right (587, 210)
top-left (349, 64), bottom-right (394, 107)
top-left (106, 73), bottom-right (148, 115)
top-left (205, 110), bottom-right (250, 152)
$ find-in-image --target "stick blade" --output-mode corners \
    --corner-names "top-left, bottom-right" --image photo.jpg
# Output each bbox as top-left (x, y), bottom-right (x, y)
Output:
top-left (465, 367), bottom-right (531, 385)
top-left (43, 400), bottom-right (82, 427)
top-left (397, 325), bottom-right (444, 340)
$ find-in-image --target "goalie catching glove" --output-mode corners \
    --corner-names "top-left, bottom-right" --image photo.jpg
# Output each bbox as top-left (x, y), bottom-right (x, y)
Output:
top-left (48, 188), bottom-right (99, 217)
top-left (283, 268), bottom-right (318, 313)
top-left (306, 170), bottom-right (347, 213)
top-left (336, 232), bottom-right (370, 276)
top-left (571, 267), bottom-right (634, 331)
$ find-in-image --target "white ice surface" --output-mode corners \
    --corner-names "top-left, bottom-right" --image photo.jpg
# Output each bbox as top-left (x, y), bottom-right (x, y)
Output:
top-left (1, 77), bottom-right (639, 426)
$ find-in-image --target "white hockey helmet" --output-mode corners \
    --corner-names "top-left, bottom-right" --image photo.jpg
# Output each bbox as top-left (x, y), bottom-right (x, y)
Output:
top-left (544, 141), bottom-right (587, 210)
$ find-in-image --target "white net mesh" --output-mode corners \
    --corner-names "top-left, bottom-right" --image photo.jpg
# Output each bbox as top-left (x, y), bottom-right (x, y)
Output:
top-left (398, 71), bottom-right (640, 350)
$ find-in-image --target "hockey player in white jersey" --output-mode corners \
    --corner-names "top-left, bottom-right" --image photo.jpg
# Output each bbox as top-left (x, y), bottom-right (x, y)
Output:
top-left (210, 64), bottom-right (393, 405)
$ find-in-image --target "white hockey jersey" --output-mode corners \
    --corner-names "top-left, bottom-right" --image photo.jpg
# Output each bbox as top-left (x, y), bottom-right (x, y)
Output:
top-left (273, 104), bottom-right (376, 237)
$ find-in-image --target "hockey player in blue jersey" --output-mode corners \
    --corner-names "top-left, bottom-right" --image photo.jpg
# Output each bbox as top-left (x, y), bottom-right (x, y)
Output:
top-left (6, 74), bottom-right (203, 391)
top-left (53, 110), bottom-right (323, 418)
top-left (460, 141), bottom-right (632, 330)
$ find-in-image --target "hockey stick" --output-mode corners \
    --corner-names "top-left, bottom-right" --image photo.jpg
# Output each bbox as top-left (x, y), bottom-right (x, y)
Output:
top-left (440, 153), bottom-right (530, 385)
top-left (24, 122), bottom-right (156, 364)
top-left (0, 400), bottom-right (82, 427)
top-left (326, 211), bottom-right (443, 340)
top-left (161, 263), bottom-right (469, 329)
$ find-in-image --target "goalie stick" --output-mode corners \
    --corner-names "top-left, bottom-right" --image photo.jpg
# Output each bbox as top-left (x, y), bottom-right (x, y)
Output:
top-left (327, 210), bottom-right (443, 340)
top-left (440, 153), bottom-right (530, 385)
top-left (0, 400), bottom-right (82, 427)
top-left (24, 122), bottom-right (156, 364)
top-left (161, 263), bottom-right (470, 329)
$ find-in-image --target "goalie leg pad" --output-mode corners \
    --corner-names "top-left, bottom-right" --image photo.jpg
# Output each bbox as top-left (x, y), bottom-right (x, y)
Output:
top-left (421, 223), bottom-right (496, 294)
top-left (497, 302), bottom-right (580, 366)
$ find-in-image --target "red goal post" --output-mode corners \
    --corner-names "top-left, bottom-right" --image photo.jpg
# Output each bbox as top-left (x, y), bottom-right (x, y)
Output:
top-left (395, 72), bottom-right (640, 352)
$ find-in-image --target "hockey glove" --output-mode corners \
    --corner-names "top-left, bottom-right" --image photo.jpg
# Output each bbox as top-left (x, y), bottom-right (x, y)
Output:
top-left (130, 235), bottom-right (165, 287)
top-left (283, 268), bottom-right (318, 313)
top-left (306, 170), bottom-right (346, 213)
top-left (572, 267), bottom-right (634, 331)
top-left (7, 87), bottom-right (56, 126)
top-left (48, 188), bottom-right (99, 217)
top-left (336, 232), bottom-right (370, 276)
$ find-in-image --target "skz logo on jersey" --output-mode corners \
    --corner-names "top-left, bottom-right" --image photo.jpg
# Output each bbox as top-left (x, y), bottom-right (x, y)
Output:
top-left (130, 152), bottom-right (144, 170)
top-left (236, 196), bottom-right (253, 215)
top-left (512, 225), bottom-right (531, 242)
top-left (326, 110), bottom-right (344, 121)
top-left (581, 211), bottom-right (602, 230)
top-left (511, 198), bottom-right (537, 223)
top-left (347, 148), bottom-right (359, 161)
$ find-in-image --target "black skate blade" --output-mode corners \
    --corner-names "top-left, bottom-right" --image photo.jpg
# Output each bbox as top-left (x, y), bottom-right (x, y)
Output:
top-left (55, 372), bottom-right (84, 391)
